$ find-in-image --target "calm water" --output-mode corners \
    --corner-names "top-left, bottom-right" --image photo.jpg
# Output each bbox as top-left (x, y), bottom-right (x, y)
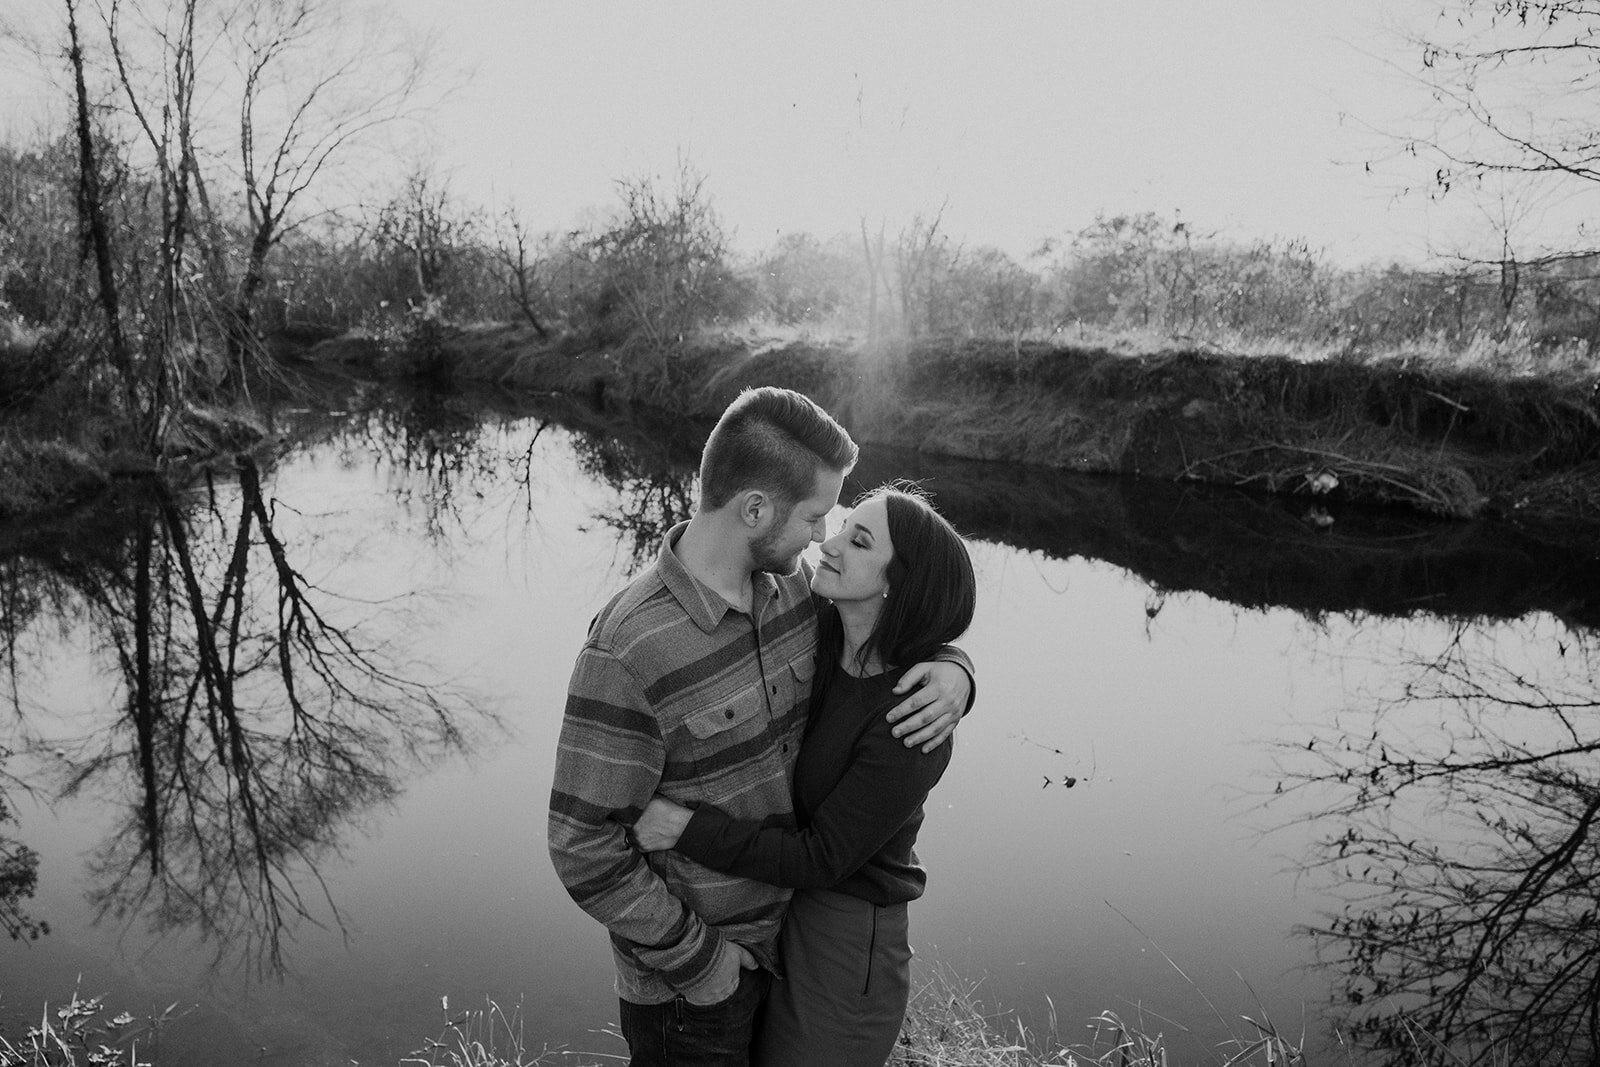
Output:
top-left (2, 386), bottom-right (1596, 1066)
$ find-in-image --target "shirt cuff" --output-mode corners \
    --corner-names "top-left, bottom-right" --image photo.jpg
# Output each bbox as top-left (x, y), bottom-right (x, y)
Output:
top-left (675, 805), bottom-right (731, 866)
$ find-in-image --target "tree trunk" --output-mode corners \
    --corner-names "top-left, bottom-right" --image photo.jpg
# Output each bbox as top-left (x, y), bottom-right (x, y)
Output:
top-left (67, 0), bottom-right (141, 432)
top-left (227, 221), bottom-right (276, 385)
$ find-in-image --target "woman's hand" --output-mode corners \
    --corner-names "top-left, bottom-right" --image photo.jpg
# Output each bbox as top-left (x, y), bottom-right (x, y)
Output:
top-left (631, 795), bottom-right (693, 852)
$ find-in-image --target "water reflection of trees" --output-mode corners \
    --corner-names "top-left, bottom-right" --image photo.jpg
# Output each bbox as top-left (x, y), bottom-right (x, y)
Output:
top-left (0, 783), bottom-right (44, 942)
top-left (271, 385), bottom-right (1600, 617)
top-left (0, 458), bottom-right (474, 974)
top-left (303, 386), bottom-right (701, 574)
top-left (0, 505), bottom-right (125, 945)
top-left (569, 426), bottom-right (697, 574)
top-left (1275, 625), bottom-right (1600, 1066)
top-left (332, 389), bottom-right (552, 545)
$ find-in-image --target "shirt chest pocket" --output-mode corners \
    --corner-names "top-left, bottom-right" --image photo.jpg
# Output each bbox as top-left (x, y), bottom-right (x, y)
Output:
top-left (779, 655), bottom-right (817, 725)
top-left (683, 688), bottom-right (767, 748)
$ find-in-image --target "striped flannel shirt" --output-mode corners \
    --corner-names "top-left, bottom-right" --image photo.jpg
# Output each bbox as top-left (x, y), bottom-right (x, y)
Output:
top-left (548, 522), bottom-right (817, 1004)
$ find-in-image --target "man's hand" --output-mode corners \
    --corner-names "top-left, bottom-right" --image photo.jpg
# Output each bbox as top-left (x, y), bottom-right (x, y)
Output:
top-left (682, 942), bottom-right (757, 1006)
top-left (886, 660), bottom-right (972, 752)
top-left (631, 796), bottom-right (693, 852)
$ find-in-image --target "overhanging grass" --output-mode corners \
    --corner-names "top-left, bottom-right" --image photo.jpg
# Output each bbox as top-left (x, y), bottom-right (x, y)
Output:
top-left (427, 326), bottom-right (1600, 524)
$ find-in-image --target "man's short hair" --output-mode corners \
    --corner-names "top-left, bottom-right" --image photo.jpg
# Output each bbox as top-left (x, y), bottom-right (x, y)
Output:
top-left (699, 387), bottom-right (859, 511)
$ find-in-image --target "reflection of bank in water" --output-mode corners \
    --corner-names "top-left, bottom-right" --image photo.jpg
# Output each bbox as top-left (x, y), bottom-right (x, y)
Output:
top-left (851, 442), bottom-right (1600, 629)
top-left (509, 390), bottom-right (1600, 628)
top-left (0, 457), bottom-right (481, 976)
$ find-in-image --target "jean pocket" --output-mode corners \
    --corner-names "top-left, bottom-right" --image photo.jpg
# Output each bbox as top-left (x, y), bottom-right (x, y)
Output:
top-left (673, 967), bottom-right (766, 1055)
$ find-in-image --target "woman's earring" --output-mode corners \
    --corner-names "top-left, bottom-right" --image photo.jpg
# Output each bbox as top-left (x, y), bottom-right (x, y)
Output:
top-left (881, 589), bottom-right (889, 599)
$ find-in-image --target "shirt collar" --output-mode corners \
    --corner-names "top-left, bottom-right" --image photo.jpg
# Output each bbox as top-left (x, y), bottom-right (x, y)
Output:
top-left (657, 522), bottom-right (779, 634)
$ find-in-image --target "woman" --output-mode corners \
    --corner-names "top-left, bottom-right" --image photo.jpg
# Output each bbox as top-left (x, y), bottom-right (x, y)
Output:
top-left (630, 483), bottom-right (977, 1067)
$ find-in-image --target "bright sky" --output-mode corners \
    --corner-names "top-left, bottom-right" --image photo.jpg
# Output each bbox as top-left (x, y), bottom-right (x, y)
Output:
top-left (385, 0), bottom-right (1502, 266)
top-left (5, 1), bottom-right (1591, 267)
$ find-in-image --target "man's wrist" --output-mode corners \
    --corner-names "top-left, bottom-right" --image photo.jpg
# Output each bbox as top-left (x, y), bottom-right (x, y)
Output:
top-left (677, 938), bottom-right (736, 1004)
top-left (678, 934), bottom-right (731, 991)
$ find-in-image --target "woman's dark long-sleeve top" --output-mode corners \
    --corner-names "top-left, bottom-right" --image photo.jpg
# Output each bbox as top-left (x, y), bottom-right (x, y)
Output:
top-left (672, 665), bottom-right (952, 906)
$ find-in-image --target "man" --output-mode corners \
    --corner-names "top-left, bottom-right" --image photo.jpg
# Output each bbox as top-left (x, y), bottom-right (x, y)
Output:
top-left (548, 386), bottom-right (973, 1066)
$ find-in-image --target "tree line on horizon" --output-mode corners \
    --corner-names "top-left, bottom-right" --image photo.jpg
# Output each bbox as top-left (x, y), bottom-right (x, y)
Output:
top-left (8, 134), bottom-right (1600, 365)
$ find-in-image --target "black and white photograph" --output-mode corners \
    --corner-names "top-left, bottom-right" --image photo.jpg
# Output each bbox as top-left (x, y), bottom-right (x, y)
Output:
top-left (2, 3), bottom-right (1599, 1065)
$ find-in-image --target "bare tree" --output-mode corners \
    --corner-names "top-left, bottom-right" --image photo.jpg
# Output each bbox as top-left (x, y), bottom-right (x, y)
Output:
top-left (893, 202), bottom-right (954, 338)
top-left (1377, 0), bottom-right (1600, 289)
top-left (753, 231), bottom-right (858, 330)
top-left (370, 165), bottom-right (481, 318)
top-left (859, 218), bottom-right (888, 345)
top-left (65, 0), bottom-right (143, 435)
top-left (223, 0), bottom-right (431, 371)
top-left (945, 246), bottom-right (1041, 344)
top-left (583, 158), bottom-right (747, 375)
top-left (492, 205), bottom-right (551, 339)
top-left (1404, 3), bottom-right (1600, 207)
top-left (36, 0), bottom-right (434, 425)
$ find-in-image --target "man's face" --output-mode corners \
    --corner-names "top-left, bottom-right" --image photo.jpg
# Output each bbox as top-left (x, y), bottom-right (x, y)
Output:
top-left (751, 468), bottom-right (846, 576)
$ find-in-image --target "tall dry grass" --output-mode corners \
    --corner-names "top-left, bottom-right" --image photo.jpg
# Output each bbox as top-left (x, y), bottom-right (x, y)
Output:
top-left (402, 998), bottom-right (624, 1067)
top-left (0, 989), bottom-right (184, 1067)
top-left (396, 961), bottom-right (1313, 1067)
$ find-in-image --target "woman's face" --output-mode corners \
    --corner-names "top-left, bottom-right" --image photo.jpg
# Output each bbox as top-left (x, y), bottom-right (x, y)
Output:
top-left (811, 496), bottom-right (895, 604)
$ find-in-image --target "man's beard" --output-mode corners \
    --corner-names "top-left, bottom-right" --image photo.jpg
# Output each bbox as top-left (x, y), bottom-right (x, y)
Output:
top-left (751, 525), bottom-right (802, 577)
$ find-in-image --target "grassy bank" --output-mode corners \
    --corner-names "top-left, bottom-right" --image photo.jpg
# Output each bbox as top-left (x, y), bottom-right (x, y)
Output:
top-left (397, 325), bottom-right (1600, 527)
top-left (396, 963), bottom-right (1312, 1067)
top-left (2, 962), bottom-right (1315, 1067)
top-left (8, 322), bottom-right (1597, 527)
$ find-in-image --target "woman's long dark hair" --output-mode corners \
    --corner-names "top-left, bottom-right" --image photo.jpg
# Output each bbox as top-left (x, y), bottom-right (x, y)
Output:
top-left (815, 483), bottom-right (977, 689)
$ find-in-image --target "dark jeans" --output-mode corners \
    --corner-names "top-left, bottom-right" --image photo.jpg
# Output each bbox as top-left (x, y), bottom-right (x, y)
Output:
top-left (618, 966), bottom-right (770, 1067)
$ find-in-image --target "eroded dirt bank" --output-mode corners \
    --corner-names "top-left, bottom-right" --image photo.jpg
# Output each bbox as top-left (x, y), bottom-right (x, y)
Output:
top-left (394, 326), bottom-right (1600, 526)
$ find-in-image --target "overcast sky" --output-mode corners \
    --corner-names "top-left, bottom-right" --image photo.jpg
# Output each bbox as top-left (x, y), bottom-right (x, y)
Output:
top-left (6, 1), bottom-right (1591, 266)
top-left (383, 1), bottom-right (1487, 265)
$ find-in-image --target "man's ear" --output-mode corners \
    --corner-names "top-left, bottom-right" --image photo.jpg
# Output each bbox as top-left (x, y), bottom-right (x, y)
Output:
top-left (737, 489), bottom-right (771, 530)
